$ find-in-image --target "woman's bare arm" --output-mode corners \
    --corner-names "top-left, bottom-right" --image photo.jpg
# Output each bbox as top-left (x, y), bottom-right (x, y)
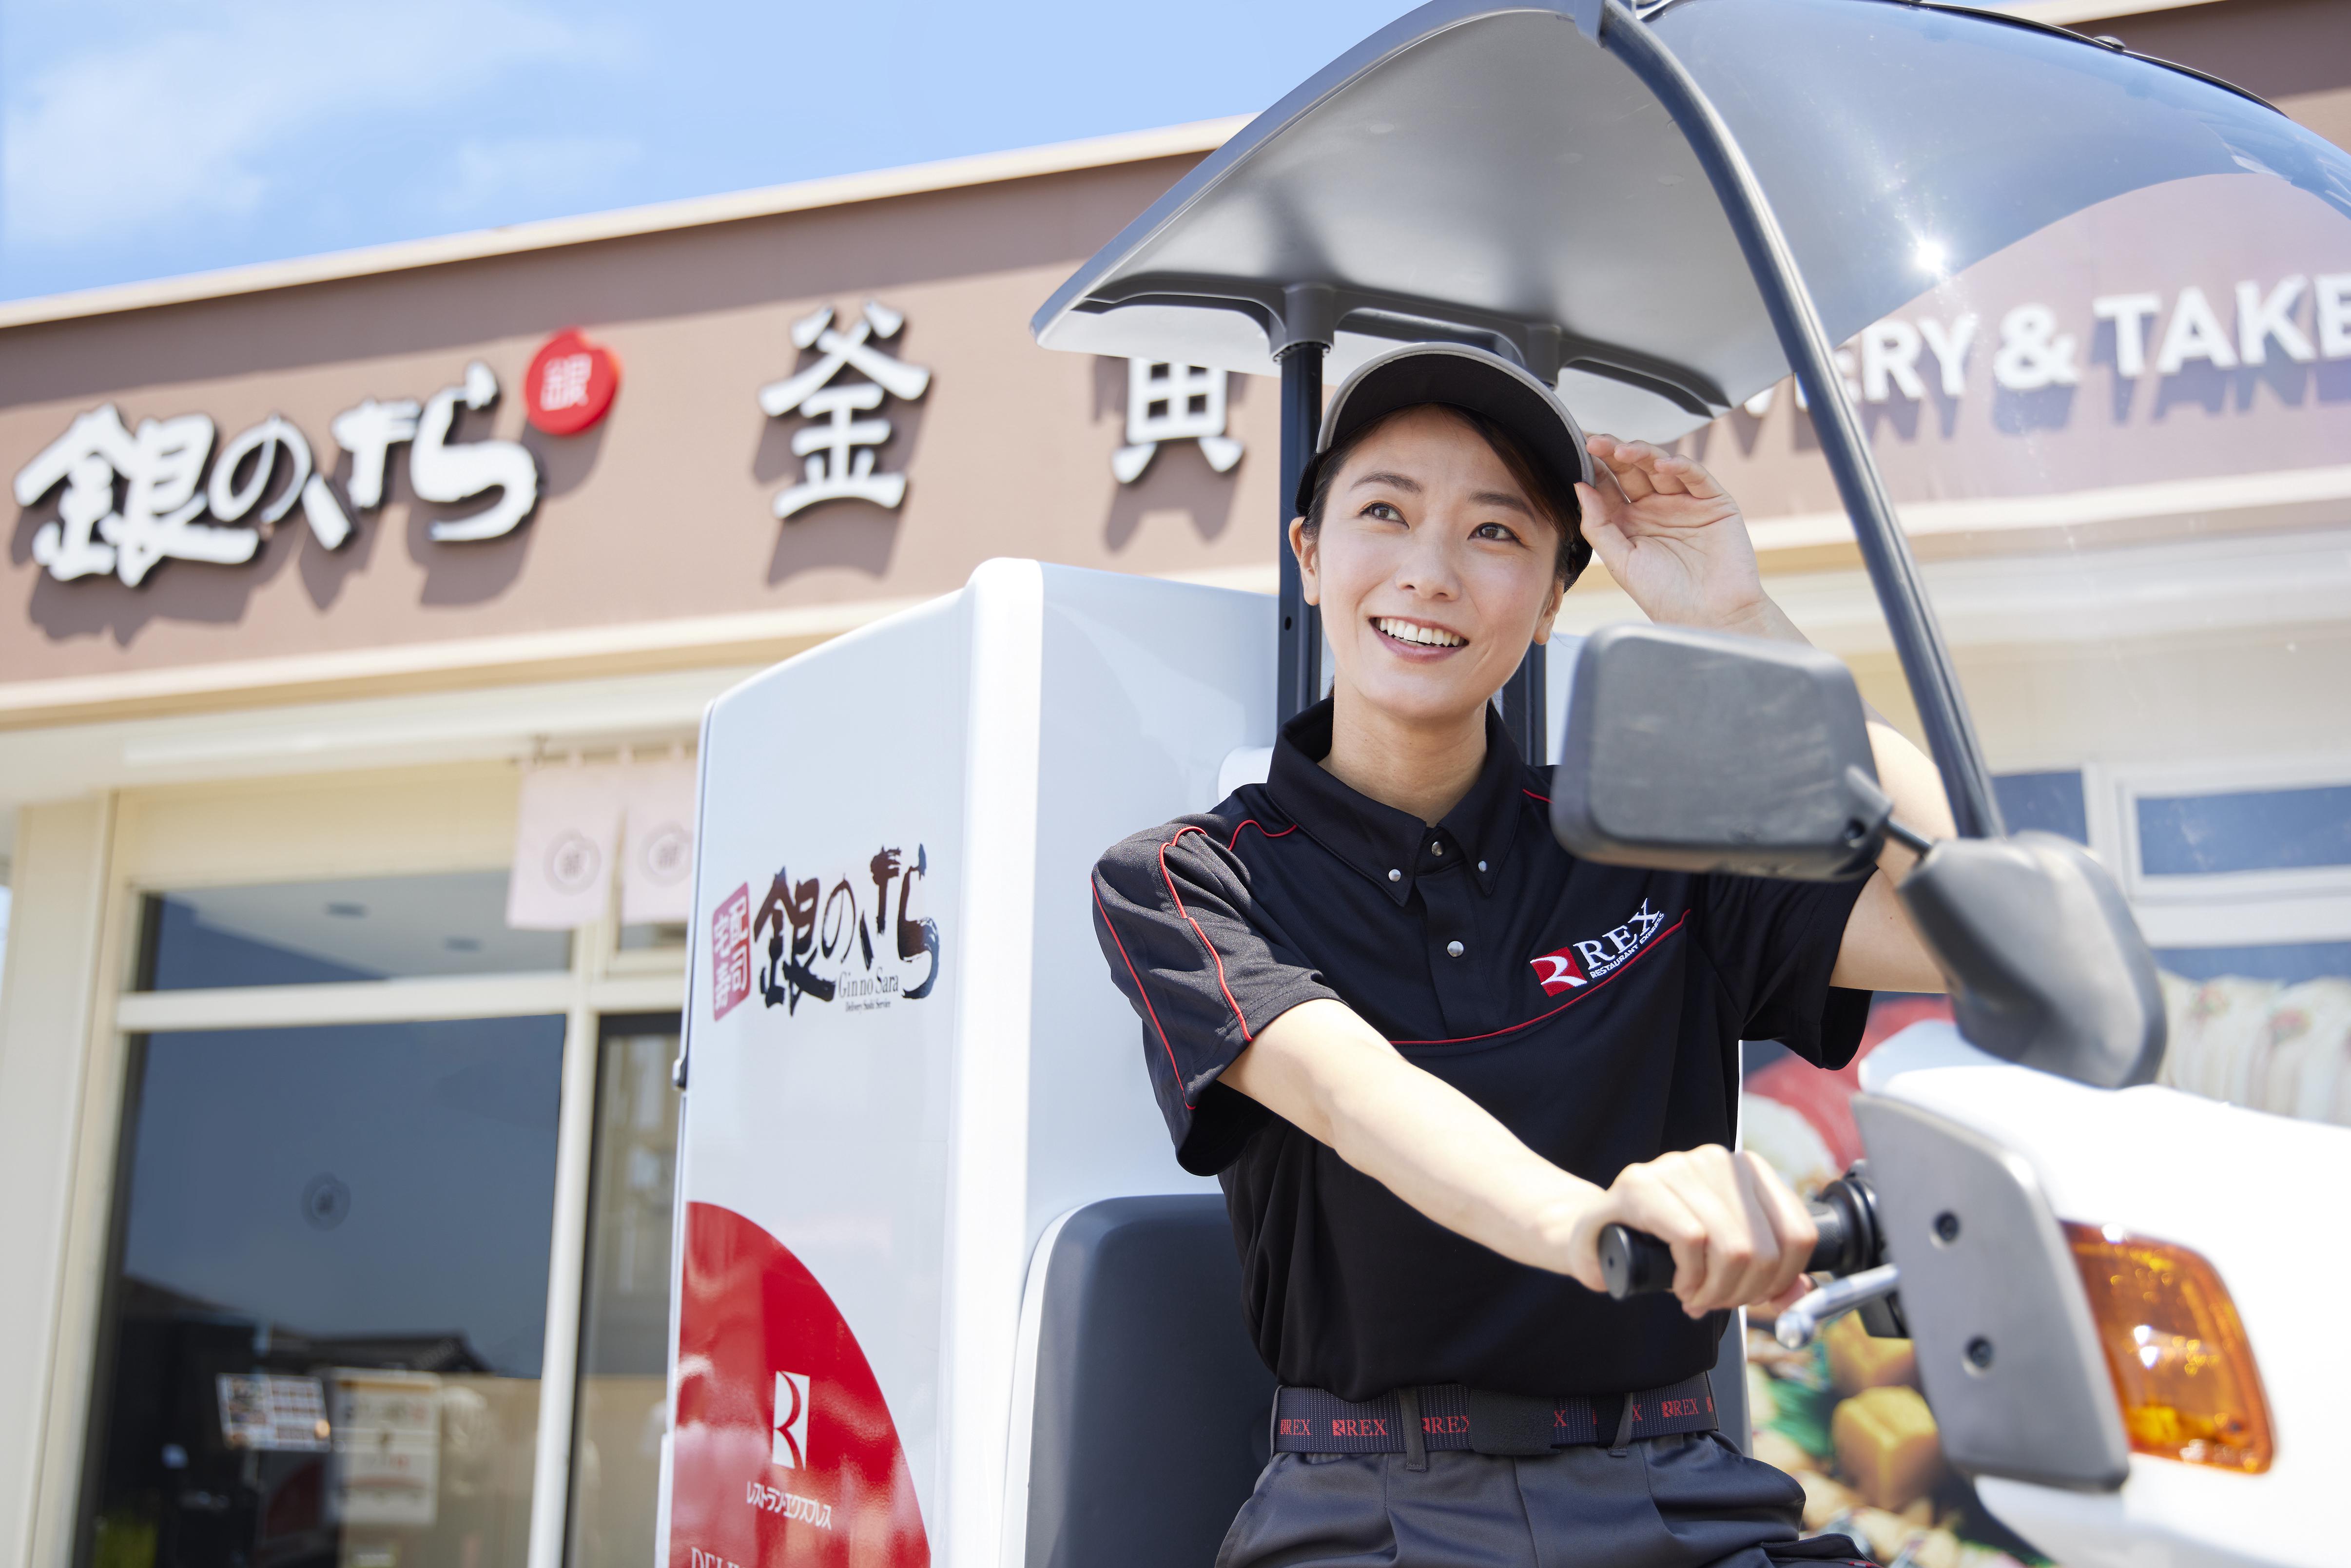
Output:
top-left (1833, 717), bottom-right (1956, 993)
top-left (1222, 997), bottom-right (1822, 1316)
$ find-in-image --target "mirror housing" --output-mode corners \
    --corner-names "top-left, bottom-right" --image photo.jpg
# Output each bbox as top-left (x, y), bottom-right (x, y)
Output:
top-left (1900, 833), bottom-right (2166, 1089)
top-left (1550, 623), bottom-right (1887, 880)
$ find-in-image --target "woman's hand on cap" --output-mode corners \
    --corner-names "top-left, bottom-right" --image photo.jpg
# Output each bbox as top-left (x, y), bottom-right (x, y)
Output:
top-left (1576, 435), bottom-right (1785, 641)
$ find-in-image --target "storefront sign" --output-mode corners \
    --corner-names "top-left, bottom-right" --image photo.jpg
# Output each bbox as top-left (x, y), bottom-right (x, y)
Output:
top-left (14, 360), bottom-right (542, 587)
top-left (1769, 271), bottom-right (2351, 416)
top-left (525, 329), bottom-right (622, 435)
top-left (758, 300), bottom-right (931, 520)
top-left (1721, 175), bottom-right (2351, 506)
top-left (1111, 359), bottom-right (1243, 481)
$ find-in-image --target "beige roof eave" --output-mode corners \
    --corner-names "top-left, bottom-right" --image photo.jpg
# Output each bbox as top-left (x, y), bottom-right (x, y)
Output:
top-left (0, 116), bottom-right (1249, 332)
top-left (1985, 0), bottom-right (2226, 30)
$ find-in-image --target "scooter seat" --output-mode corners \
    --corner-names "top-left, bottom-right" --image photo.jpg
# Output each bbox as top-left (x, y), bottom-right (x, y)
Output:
top-left (1020, 1195), bottom-right (1277, 1568)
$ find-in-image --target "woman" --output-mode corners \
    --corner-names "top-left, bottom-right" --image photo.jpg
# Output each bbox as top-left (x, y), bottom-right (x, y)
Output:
top-left (1090, 343), bottom-right (1950, 1568)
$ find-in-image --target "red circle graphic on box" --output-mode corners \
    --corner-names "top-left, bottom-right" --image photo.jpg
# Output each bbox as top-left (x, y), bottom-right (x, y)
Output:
top-left (523, 329), bottom-right (620, 435)
top-left (669, 1200), bottom-right (929, 1568)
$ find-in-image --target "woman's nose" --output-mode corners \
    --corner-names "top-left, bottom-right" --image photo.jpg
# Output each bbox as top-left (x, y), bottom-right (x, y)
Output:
top-left (1392, 525), bottom-right (1461, 598)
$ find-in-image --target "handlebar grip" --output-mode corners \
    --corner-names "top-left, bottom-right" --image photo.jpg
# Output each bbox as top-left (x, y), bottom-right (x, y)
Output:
top-left (1598, 1224), bottom-right (1679, 1298)
top-left (1600, 1205), bottom-right (1850, 1300)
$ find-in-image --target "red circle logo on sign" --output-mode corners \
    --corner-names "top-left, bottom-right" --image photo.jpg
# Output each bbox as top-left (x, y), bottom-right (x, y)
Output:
top-left (524, 329), bottom-right (620, 435)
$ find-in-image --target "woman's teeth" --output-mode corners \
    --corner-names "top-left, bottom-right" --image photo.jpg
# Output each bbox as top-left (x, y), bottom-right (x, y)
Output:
top-left (1375, 617), bottom-right (1466, 648)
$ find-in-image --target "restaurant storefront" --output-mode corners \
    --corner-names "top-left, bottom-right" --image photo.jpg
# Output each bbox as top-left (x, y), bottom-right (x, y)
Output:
top-left (0, 120), bottom-right (1278, 1568)
top-left (4, 4), bottom-right (2349, 1568)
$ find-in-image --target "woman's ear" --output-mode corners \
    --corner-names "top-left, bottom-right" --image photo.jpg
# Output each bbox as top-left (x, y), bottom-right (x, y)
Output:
top-left (1288, 516), bottom-right (1320, 606)
top-left (1530, 573), bottom-right (1566, 648)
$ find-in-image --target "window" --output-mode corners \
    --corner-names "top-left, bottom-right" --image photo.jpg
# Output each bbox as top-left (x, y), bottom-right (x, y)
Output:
top-left (74, 773), bottom-right (693, 1568)
top-left (1990, 770), bottom-right (2087, 845)
top-left (137, 872), bottom-right (568, 992)
top-left (2151, 941), bottom-right (2351, 985)
top-left (566, 1017), bottom-right (681, 1568)
top-left (2107, 758), bottom-right (2351, 960)
top-left (83, 1018), bottom-right (564, 1568)
top-left (2136, 782), bottom-right (2351, 879)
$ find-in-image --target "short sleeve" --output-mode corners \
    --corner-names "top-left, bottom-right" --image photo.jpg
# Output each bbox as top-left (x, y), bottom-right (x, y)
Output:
top-left (1694, 871), bottom-right (1874, 1068)
top-left (1091, 818), bottom-right (1341, 1173)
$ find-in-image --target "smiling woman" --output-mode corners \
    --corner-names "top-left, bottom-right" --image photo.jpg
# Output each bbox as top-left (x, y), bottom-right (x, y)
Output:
top-left (1296, 402), bottom-right (1576, 814)
top-left (1087, 341), bottom-right (1955, 1568)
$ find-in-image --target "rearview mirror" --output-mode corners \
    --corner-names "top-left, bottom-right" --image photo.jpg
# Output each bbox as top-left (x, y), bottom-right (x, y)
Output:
top-left (1549, 623), bottom-right (1888, 880)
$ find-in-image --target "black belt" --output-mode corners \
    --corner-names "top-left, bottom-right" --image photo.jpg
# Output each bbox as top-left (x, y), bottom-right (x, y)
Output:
top-left (1272, 1374), bottom-right (1717, 1457)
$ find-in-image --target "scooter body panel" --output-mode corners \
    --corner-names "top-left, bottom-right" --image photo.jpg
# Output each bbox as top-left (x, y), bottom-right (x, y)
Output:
top-left (1861, 1022), bottom-right (2351, 1568)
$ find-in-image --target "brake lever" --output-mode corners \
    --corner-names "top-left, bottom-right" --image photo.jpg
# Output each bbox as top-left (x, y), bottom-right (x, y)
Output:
top-left (1773, 1263), bottom-right (1901, 1349)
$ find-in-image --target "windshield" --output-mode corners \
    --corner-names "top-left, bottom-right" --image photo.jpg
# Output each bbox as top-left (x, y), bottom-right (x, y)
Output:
top-left (1652, 5), bottom-right (2351, 1121)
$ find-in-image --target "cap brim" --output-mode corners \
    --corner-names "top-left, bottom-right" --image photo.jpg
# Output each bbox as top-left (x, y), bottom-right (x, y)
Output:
top-left (1294, 343), bottom-right (1596, 519)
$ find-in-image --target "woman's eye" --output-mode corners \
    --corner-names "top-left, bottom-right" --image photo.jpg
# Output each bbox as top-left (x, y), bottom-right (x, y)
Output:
top-left (1473, 521), bottom-right (1523, 544)
top-left (1361, 501), bottom-right (1405, 522)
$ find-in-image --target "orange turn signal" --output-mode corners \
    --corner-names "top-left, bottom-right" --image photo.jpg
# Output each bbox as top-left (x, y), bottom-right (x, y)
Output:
top-left (2064, 1222), bottom-right (2273, 1473)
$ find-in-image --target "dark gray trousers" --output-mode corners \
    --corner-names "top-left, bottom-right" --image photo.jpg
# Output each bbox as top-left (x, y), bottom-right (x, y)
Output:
top-left (1215, 1434), bottom-right (1874, 1568)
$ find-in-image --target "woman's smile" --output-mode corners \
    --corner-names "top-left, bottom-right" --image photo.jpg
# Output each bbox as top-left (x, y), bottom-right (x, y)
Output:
top-left (1371, 614), bottom-right (1470, 656)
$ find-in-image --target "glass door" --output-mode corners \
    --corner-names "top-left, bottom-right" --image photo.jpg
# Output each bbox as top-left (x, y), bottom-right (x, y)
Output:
top-left (564, 1015), bottom-right (681, 1568)
top-left (84, 1013), bottom-right (566, 1568)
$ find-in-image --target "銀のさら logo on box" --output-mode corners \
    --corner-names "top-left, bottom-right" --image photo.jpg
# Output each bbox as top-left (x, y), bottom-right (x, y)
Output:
top-left (710, 843), bottom-right (943, 1021)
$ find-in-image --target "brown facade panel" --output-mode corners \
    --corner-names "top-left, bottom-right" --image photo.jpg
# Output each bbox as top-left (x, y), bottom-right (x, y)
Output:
top-left (2, 155), bottom-right (1279, 694)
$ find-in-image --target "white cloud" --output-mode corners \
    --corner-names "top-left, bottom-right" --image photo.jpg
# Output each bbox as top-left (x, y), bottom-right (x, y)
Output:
top-left (1, 0), bottom-right (636, 252)
top-left (439, 133), bottom-right (644, 217)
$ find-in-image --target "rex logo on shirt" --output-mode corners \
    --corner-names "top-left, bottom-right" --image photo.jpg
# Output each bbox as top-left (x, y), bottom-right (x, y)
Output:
top-left (1529, 899), bottom-right (1669, 996)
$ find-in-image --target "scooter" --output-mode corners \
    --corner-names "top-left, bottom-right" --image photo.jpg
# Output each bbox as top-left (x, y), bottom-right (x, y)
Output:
top-left (1573, 621), bottom-right (2351, 1568)
top-left (662, 5), bottom-right (2351, 1568)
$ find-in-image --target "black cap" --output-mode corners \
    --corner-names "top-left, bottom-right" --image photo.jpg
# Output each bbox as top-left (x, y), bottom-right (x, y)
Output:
top-left (1295, 342), bottom-right (1595, 525)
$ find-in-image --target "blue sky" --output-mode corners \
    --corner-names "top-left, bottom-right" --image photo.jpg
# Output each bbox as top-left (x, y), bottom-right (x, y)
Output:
top-left (0, 0), bottom-right (1414, 303)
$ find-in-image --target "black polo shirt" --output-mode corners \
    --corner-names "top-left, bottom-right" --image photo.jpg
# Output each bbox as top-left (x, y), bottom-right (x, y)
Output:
top-left (1089, 697), bottom-right (1872, 1403)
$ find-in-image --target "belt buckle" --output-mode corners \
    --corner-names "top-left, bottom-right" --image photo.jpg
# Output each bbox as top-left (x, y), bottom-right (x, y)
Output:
top-left (1463, 1389), bottom-right (1554, 1456)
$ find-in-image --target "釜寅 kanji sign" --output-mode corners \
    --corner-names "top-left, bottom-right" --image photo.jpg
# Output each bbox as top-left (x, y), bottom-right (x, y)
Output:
top-left (758, 300), bottom-right (932, 521)
top-left (1112, 359), bottom-right (1242, 483)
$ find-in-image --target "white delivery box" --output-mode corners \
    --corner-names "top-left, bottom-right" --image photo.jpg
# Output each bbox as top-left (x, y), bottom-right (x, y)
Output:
top-left (662, 560), bottom-right (1270, 1568)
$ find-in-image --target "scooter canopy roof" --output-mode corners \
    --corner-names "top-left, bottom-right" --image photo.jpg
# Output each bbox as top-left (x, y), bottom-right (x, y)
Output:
top-left (1033, 0), bottom-right (2345, 444)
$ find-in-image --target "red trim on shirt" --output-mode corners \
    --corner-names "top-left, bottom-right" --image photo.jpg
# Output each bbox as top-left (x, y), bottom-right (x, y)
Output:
top-left (1093, 880), bottom-right (1195, 1109)
top-left (1522, 788), bottom-right (1551, 806)
top-left (1162, 827), bottom-right (1257, 1042)
top-left (1227, 818), bottom-right (1299, 852)
top-left (1391, 912), bottom-right (1687, 1046)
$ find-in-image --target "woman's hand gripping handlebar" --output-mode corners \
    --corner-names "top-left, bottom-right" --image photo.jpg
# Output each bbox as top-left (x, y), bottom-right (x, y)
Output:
top-left (1562, 1146), bottom-right (1829, 1319)
top-left (1598, 1167), bottom-right (1900, 1347)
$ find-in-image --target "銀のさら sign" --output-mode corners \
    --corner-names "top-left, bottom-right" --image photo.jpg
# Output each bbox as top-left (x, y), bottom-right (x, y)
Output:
top-left (13, 349), bottom-right (571, 589)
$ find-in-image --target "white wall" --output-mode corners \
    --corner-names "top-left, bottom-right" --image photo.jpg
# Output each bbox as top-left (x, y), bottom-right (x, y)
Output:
top-left (0, 798), bottom-right (115, 1568)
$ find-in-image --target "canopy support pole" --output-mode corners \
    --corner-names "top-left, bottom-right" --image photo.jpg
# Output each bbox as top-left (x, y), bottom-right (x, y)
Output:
top-left (1498, 646), bottom-right (1547, 766)
top-left (1598, 0), bottom-right (2004, 838)
top-left (1277, 342), bottom-right (1326, 727)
